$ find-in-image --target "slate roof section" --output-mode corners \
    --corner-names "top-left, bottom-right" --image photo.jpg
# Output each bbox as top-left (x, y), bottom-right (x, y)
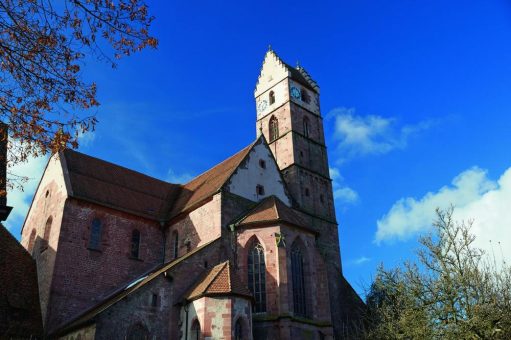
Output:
top-left (62, 149), bottom-right (181, 221)
top-left (0, 224), bottom-right (43, 338)
top-left (233, 195), bottom-right (314, 232)
top-left (184, 261), bottom-right (252, 302)
top-left (168, 138), bottom-right (260, 218)
top-left (53, 238), bottom-right (221, 337)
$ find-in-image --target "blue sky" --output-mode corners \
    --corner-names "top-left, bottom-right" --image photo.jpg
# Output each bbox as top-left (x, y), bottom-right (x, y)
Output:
top-left (6, 0), bottom-right (511, 297)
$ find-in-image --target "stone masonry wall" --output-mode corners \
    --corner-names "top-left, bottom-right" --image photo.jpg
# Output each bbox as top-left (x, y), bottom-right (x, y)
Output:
top-left (46, 198), bottom-right (163, 333)
top-left (165, 193), bottom-right (222, 262)
top-left (236, 223), bottom-right (332, 325)
top-left (20, 155), bottom-right (68, 328)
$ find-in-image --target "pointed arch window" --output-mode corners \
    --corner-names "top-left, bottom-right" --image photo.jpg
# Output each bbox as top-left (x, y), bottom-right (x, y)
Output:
top-left (301, 88), bottom-right (311, 103)
top-left (28, 229), bottom-right (36, 255)
top-left (127, 322), bottom-right (149, 340)
top-left (234, 318), bottom-right (242, 340)
top-left (291, 243), bottom-right (306, 317)
top-left (303, 117), bottom-right (310, 138)
top-left (191, 319), bottom-right (201, 340)
top-left (269, 90), bottom-right (275, 105)
top-left (248, 242), bottom-right (266, 313)
top-left (89, 218), bottom-right (102, 250)
top-left (269, 116), bottom-right (279, 142)
top-left (41, 216), bottom-right (52, 253)
top-left (172, 230), bottom-right (179, 259)
top-left (131, 229), bottom-right (141, 259)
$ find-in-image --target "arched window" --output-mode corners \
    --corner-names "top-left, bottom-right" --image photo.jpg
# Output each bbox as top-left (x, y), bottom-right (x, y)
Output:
top-left (291, 243), bottom-right (306, 317)
top-left (301, 88), bottom-right (311, 103)
top-left (269, 116), bottom-right (279, 142)
top-left (89, 218), bottom-right (102, 250)
top-left (234, 318), bottom-right (242, 340)
top-left (303, 117), bottom-right (310, 137)
top-left (127, 322), bottom-right (149, 340)
top-left (131, 229), bottom-right (140, 259)
top-left (28, 229), bottom-right (36, 255)
top-left (172, 230), bottom-right (179, 259)
top-left (191, 319), bottom-right (201, 340)
top-left (248, 242), bottom-right (266, 313)
top-left (41, 216), bottom-right (52, 252)
top-left (269, 90), bottom-right (275, 105)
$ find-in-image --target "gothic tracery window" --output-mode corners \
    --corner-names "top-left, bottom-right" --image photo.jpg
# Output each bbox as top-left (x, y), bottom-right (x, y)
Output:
top-left (89, 218), bottom-right (102, 250)
top-left (269, 116), bottom-right (279, 142)
top-left (248, 242), bottom-right (266, 313)
top-left (291, 243), bottom-right (306, 317)
top-left (131, 229), bottom-right (141, 259)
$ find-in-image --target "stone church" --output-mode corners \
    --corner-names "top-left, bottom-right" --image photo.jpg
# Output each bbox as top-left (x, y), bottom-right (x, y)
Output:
top-left (19, 50), bottom-right (364, 339)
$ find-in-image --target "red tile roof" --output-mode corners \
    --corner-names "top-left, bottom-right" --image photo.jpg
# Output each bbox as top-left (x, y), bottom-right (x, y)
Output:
top-left (168, 139), bottom-right (258, 218)
top-left (60, 137), bottom-right (263, 221)
top-left (185, 261), bottom-right (252, 301)
top-left (234, 196), bottom-right (312, 231)
top-left (62, 149), bottom-right (181, 220)
top-left (0, 224), bottom-right (43, 338)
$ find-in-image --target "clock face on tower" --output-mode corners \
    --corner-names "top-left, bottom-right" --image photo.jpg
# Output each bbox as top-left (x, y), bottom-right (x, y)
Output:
top-left (257, 99), bottom-right (268, 113)
top-left (290, 86), bottom-right (301, 99)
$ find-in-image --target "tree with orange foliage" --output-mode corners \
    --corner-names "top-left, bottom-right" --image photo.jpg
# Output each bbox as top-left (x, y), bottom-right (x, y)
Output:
top-left (0, 0), bottom-right (157, 189)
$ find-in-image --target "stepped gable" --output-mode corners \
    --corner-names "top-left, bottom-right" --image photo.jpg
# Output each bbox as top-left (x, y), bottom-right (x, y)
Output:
top-left (257, 49), bottom-right (319, 92)
top-left (233, 195), bottom-right (313, 232)
top-left (62, 149), bottom-right (181, 220)
top-left (168, 138), bottom-right (259, 218)
top-left (184, 261), bottom-right (252, 302)
top-left (0, 225), bottom-right (43, 338)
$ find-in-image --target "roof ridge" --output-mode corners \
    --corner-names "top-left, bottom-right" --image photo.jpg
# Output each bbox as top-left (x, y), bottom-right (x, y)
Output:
top-left (271, 195), bottom-right (280, 219)
top-left (205, 261), bottom-right (228, 293)
top-left (183, 139), bottom-right (257, 188)
top-left (226, 261), bottom-right (232, 292)
top-left (220, 136), bottom-right (264, 191)
top-left (64, 149), bottom-right (172, 185)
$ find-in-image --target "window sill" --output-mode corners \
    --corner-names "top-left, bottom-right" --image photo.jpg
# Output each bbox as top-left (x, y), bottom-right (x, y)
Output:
top-left (129, 256), bottom-right (143, 262)
top-left (87, 247), bottom-right (102, 253)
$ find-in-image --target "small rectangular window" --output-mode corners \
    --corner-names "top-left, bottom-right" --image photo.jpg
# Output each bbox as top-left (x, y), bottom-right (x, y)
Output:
top-left (151, 293), bottom-right (158, 307)
top-left (256, 185), bottom-right (265, 196)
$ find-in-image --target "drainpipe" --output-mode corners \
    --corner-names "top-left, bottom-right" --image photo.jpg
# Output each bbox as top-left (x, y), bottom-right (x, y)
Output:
top-left (160, 221), bottom-right (166, 264)
top-left (184, 303), bottom-right (189, 340)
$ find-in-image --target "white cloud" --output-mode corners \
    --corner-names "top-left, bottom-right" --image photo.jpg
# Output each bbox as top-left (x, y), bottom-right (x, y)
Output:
top-left (329, 167), bottom-right (359, 204)
top-left (375, 166), bottom-right (511, 264)
top-left (328, 107), bottom-right (434, 159)
top-left (77, 130), bottom-right (96, 147)
top-left (5, 152), bottom-right (48, 234)
top-left (351, 256), bottom-right (371, 266)
top-left (166, 169), bottom-right (193, 184)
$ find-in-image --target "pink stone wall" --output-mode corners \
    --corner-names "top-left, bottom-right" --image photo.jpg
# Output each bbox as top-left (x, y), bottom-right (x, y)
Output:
top-left (46, 198), bottom-right (163, 333)
top-left (236, 224), bottom-right (332, 324)
top-left (20, 158), bottom-right (68, 328)
top-left (165, 194), bottom-right (222, 262)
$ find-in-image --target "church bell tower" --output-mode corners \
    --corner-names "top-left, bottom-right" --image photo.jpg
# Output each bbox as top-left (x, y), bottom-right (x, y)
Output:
top-left (254, 47), bottom-right (350, 339)
top-left (254, 49), bottom-right (335, 222)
